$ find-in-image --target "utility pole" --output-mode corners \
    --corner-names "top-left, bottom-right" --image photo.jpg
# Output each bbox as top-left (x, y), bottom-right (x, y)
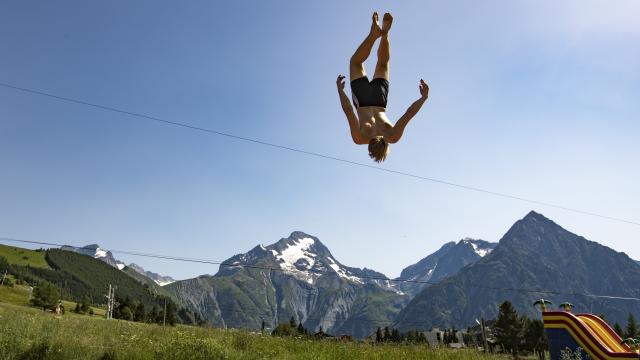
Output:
top-left (163, 297), bottom-right (167, 328)
top-left (481, 318), bottom-right (489, 353)
top-left (111, 286), bottom-right (116, 319)
top-left (105, 284), bottom-right (116, 319)
top-left (105, 284), bottom-right (112, 319)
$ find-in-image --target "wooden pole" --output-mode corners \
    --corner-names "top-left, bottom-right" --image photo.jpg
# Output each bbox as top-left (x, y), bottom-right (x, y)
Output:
top-left (163, 298), bottom-right (167, 328)
top-left (481, 318), bottom-right (489, 353)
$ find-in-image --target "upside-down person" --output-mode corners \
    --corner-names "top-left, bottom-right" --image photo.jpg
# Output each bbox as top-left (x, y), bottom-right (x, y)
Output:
top-left (337, 12), bottom-right (429, 162)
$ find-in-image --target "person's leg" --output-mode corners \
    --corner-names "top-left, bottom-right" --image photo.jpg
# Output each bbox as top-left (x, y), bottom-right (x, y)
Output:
top-left (373, 13), bottom-right (393, 80)
top-left (350, 12), bottom-right (382, 82)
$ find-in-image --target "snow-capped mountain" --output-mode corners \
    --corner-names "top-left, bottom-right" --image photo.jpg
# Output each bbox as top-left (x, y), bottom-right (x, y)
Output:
top-left (61, 244), bottom-right (126, 270)
top-left (128, 263), bottom-right (176, 286)
top-left (61, 244), bottom-right (175, 287)
top-left (219, 231), bottom-right (393, 289)
top-left (168, 231), bottom-right (407, 339)
top-left (397, 238), bottom-right (496, 297)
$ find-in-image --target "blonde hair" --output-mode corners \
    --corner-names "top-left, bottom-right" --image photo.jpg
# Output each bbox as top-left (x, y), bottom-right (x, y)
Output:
top-left (368, 137), bottom-right (389, 163)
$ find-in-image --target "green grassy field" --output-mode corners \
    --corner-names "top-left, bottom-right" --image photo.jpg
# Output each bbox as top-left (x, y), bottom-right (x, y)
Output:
top-left (0, 244), bottom-right (50, 269)
top-left (0, 279), bottom-right (106, 316)
top-left (0, 301), bottom-right (518, 360)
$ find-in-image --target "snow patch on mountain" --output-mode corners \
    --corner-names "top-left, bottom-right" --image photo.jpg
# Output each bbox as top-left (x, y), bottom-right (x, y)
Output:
top-left (275, 237), bottom-right (316, 271)
top-left (426, 264), bottom-right (436, 278)
top-left (128, 263), bottom-right (176, 286)
top-left (61, 244), bottom-right (174, 286)
top-left (327, 257), bottom-right (363, 284)
top-left (218, 232), bottom-right (391, 288)
top-left (463, 238), bottom-right (493, 257)
top-left (61, 244), bottom-right (126, 269)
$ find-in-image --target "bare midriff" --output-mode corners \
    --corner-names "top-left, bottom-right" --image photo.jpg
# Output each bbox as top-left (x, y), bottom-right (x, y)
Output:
top-left (356, 106), bottom-right (394, 140)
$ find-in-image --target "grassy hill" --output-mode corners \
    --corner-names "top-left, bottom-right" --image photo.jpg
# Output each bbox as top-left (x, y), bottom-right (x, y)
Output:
top-left (0, 247), bottom-right (161, 307)
top-left (0, 275), bottom-right (105, 316)
top-left (0, 244), bottom-right (187, 318)
top-left (0, 302), bottom-right (513, 360)
top-left (0, 244), bottom-right (50, 269)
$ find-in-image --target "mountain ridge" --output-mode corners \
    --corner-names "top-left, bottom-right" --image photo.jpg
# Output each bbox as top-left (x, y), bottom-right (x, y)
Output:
top-left (167, 231), bottom-right (407, 338)
top-left (397, 238), bottom-right (496, 297)
top-left (60, 244), bottom-right (176, 286)
top-left (393, 211), bottom-right (640, 330)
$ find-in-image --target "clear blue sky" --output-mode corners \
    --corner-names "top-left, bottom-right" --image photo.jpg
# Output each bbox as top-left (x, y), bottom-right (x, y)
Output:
top-left (1, 1), bottom-right (639, 280)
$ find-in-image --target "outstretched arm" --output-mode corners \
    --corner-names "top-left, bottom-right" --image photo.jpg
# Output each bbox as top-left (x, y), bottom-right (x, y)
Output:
top-left (388, 79), bottom-right (429, 143)
top-left (336, 75), bottom-right (365, 144)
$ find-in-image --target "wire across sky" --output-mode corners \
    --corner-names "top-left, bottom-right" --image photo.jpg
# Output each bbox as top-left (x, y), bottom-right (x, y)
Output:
top-left (0, 82), bottom-right (638, 228)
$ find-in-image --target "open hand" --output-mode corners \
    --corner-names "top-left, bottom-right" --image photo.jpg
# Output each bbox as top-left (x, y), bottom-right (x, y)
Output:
top-left (419, 79), bottom-right (429, 99)
top-left (336, 75), bottom-right (346, 91)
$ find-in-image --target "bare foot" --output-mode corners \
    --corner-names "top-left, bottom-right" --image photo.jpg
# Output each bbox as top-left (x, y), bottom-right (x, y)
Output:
top-left (381, 12), bottom-right (393, 35)
top-left (370, 12), bottom-right (382, 38)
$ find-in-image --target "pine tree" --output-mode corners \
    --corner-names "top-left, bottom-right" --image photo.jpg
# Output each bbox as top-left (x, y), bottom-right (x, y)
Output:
top-left (30, 281), bottom-right (60, 311)
top-left (376, 327), bottom-right (383, 342)
top-left (80, 295), bottom-right (91, 313)
top-left (406, 329), bottom-right (416, 343)
top-left (74, 302), bottom-right (81, 314)
top-left (289, 316), bottom-right (296, 328)
top-left (148, 305), bottom-right (159, 323)
top-left (626, 313), bottom-right (638, 339)
top-left (614, 323), bottom-right (624, 337)
top-left (120, 306), bottom-right (133, 321)
top-left (391, 328), bottom-right (400, 342)
top-left (134, 302), bottom-right (146, 322)
top-left (384, 327), bottom-right (391, 341)
top-left (165, 300), bottom-right (177, 326)
top-left (524, 318), bottom-right (547, 360)
top-left (494, 301), bottom-right (523, 357)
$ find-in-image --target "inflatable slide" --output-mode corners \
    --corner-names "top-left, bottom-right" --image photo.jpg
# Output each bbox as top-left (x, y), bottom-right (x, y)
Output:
top-left (543, 311), bottom-right (639, 359)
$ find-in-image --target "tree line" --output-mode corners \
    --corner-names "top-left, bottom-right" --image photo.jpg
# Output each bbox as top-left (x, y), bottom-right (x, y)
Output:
top-left (373, 327), bottom-right (428, 344)
top-left (493, 301), bottom-right (547, 360)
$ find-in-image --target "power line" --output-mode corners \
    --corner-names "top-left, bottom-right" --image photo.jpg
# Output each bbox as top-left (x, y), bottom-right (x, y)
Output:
top-left (2, 236), bottom-right (640, 302)
top-left (0, 82), bottom-right (638, 228)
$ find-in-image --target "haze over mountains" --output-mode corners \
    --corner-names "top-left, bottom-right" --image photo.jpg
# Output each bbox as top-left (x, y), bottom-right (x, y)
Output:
top-left (56, 211), bottom-right (640, 339)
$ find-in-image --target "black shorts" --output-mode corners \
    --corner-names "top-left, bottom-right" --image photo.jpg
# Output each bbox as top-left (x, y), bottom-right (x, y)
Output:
top-left (350, 76), bottom-right (389, 108)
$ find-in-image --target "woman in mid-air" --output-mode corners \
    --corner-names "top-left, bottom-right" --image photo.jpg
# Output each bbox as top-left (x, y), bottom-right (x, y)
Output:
top-left (337, 12), bottom-right (429, 162)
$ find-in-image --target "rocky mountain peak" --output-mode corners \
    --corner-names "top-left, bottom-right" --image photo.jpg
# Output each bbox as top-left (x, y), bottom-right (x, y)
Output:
top-left (498, 210), bottom-right (575, 253)
top-left (61, 243), bottom-right (126, 270)
top-left (395, 211), bottom-right (640, 330)
top-left (216, 232), bottom-right (394, 288)
top-left (128, 263), bottom-right (176, 286)
top-left (460, 238), bottom-right (495, 257)
top-left (397, 237), bottom-right (497, 297)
